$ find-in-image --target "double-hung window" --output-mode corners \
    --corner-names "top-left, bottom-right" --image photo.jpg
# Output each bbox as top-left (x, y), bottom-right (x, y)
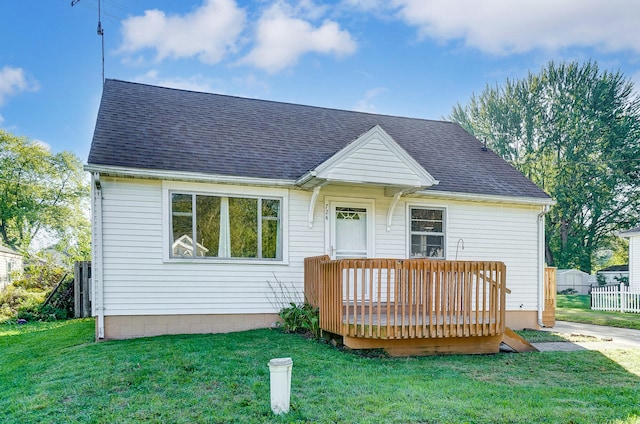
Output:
top-left (409, 207), bottom-right (445, 259)
top-left (170, 192), bottom-right (281, 260)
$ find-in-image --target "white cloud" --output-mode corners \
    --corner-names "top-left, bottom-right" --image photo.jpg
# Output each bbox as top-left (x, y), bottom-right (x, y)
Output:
top-left (135, 70), bottom-right (221, 93)
top-left (241, 1), bottom-right (357, 73)
top-left (354, 87), bottom-right (387, 112)
top-left (118, 0), bottom-right (246, 64)
top-left (34, 139), bottom-right (51, 152)
top-left (0, 66), bottom-right (39, 106)
top-left (0, 114), bottom-right (4, 126)
top-left (391, 0), bottom-right (640, 55)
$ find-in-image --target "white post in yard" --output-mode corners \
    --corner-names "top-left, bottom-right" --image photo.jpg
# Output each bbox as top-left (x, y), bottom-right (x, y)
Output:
top-left (268, 357), bottom-right (293, 414)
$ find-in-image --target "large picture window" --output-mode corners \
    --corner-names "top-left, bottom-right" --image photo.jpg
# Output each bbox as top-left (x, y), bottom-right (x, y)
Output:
top-left (170, 192), bottom-right (281, 260)
top-left (409, 207), bottom-right (445, 259)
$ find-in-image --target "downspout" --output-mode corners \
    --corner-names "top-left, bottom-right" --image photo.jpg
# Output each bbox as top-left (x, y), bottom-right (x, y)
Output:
top-left (537, 205), bottom-right (550, 328)
top-left (92, 172), bottom-right (105, 339)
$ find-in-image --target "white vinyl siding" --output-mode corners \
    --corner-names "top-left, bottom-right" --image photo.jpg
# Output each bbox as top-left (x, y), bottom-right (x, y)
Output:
top-left (97, 178), bottom-right (541, 317)
top-left (0, 252), bottom-right (22, 289)
top-left (325, 138), bottom-right (425, 186)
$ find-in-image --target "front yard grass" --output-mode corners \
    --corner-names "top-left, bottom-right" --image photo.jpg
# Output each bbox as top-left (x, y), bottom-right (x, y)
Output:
top-left (1, 319), bottom-right (639, 423)
top-left (557, 294), bottom-right (640, 330)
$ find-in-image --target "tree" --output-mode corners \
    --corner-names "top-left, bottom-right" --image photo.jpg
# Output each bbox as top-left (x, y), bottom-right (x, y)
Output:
top-left (450, 61), bottom-right (640, 273)
top-left (0, 129), bottom-right (90, 260)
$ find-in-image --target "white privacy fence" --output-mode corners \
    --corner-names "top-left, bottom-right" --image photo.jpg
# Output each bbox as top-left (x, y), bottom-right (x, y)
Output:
top-left (591, 284), bottom-right (640, 313)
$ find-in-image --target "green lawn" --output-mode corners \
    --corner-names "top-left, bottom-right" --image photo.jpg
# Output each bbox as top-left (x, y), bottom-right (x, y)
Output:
top-left (557, 295), bottom-right (640, 330)
top-left (1, 320), bottom-right (639, 423)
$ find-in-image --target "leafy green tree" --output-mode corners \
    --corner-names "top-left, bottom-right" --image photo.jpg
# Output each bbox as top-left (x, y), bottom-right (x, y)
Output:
top-left (450, 61), bottom-right (640, 273)
top-left (0, 129), bottom-right (89, 259)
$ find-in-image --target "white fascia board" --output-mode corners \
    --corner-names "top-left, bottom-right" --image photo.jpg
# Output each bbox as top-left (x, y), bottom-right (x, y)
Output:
top-left (84, 164), bottom-right (296, 187)
top-left (413, 189), bottom-right (556, 206)
top-left (313, 125), bottom-right (439, 187)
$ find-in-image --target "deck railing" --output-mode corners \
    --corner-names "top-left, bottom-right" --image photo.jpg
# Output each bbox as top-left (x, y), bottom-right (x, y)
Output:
top-left (543, 267), bottom-right (557, 327)
top-left (304, 256), bottom-right (509, 340)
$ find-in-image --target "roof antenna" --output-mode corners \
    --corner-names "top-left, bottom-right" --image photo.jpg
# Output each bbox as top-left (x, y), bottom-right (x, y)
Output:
top-left (71, 0), bottom-right (105, 85)
top-left (482, 138), bottom-right (488, 152)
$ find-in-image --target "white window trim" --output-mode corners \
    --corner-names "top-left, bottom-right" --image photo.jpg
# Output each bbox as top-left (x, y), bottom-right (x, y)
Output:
top-left (162, 181), bottom-right (289, 264)
top-left (324, 196), bottom-right (375, 259)
top-left (405, 203), bottom-right (448, 260)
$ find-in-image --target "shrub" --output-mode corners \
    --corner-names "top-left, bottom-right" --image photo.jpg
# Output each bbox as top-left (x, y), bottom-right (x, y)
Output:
top-left (0, 285), bottom-right (47, 323)
top-left (278, 302), bottom-right (320, 339)
top-left (0, 259), bottom-right (74, 323)
top-left (12, 260), bottom-right (66, 291)
top-left (614, 275), bottom-right (629, 287)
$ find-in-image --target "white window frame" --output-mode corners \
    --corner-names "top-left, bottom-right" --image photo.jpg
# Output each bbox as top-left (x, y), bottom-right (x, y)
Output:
top-left (162, 181), bottom-right (289, 264)
top-left (406, 204), bottom-right (447, 260)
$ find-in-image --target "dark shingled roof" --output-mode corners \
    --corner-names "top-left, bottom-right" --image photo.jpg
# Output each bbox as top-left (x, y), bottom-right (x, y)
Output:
top-left (88, 79), bottom-right (551, 200)
top-left (620, 226), bottom-right (640, 236)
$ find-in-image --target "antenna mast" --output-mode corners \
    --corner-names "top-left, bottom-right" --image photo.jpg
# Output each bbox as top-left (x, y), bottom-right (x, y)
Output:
top-left (71, 0), bottom-right (105, 84)
top-left (97, 0), bottom-right (105, 84)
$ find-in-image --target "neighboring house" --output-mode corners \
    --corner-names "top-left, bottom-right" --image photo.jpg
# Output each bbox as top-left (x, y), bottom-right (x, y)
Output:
top-left (619, 226), bottom-right (640, 290)
top-left (0, 244), bottom-right (23, 290)
top-left (597, 264), bottom-right (629, 285)
top-left (556, 269), bottom-right (592, 295)
top-left (86, 80), bottom-right (554, 340)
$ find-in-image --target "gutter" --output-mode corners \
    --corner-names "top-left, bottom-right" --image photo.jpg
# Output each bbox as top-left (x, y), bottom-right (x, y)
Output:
top-left (92, 172), bottom-right (105, 339)
top-left (84, 164), bottom-right (296, 187)
top-left (537, 205), bottom-right (551, 328)
top-left (414, 189), bottom-right (555, 207)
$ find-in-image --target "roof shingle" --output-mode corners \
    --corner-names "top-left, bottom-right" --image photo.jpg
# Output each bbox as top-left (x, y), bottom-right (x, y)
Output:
top-left (88, 79), bottom-right (551, 200)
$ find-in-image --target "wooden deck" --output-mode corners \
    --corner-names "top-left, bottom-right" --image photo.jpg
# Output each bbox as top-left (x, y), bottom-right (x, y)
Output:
top-left (304, 256), bottom-right (510, 355)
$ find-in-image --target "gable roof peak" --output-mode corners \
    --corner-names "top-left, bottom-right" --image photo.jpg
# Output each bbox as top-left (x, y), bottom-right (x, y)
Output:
top-left (297, 125), bottom-right (438, 190)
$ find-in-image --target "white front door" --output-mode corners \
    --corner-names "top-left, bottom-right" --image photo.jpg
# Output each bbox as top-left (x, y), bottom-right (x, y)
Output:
top-left (328, 200), bottom-right (374, 259)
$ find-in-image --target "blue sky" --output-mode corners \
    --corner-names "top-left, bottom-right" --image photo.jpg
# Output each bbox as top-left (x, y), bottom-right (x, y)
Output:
top-left (2, 0), bottom-right (640, 162)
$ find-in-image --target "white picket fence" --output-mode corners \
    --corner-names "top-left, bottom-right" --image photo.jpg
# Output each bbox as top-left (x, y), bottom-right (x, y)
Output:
top-left (591, 284), bottom-right (640, 313)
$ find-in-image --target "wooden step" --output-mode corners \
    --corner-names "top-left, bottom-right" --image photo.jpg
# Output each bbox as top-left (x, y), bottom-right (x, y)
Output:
top-left (501, 328), bottom-right (538, 353)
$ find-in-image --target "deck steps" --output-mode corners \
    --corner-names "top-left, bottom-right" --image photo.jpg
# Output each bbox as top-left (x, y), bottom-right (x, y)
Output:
top-left (501, 328), bottom-right (538, 353)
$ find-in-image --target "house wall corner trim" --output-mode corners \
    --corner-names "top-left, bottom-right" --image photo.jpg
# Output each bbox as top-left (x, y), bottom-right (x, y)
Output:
top-left (91, 172), bottom-right (105, 339)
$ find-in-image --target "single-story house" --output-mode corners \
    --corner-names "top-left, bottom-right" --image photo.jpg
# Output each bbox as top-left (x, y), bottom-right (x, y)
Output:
top-left (596, 264), bottom-right (629, 285)
top-left (0, 244), bottom-right (23, 290)
top-left (86, 80), bottom-right (554, 343)
top-left (556, 269), bottom-right (592, 295)
top-left (619, 226), bottom-right (640, 290)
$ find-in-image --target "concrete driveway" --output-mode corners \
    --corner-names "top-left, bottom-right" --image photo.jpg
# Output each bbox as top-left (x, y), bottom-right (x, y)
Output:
top-left (532, 321), bottom-right (640, 352)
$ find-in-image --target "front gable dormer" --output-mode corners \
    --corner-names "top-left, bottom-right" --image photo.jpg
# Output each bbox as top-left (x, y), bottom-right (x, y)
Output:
top-left (297, 125), bottom-right (439, 191)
